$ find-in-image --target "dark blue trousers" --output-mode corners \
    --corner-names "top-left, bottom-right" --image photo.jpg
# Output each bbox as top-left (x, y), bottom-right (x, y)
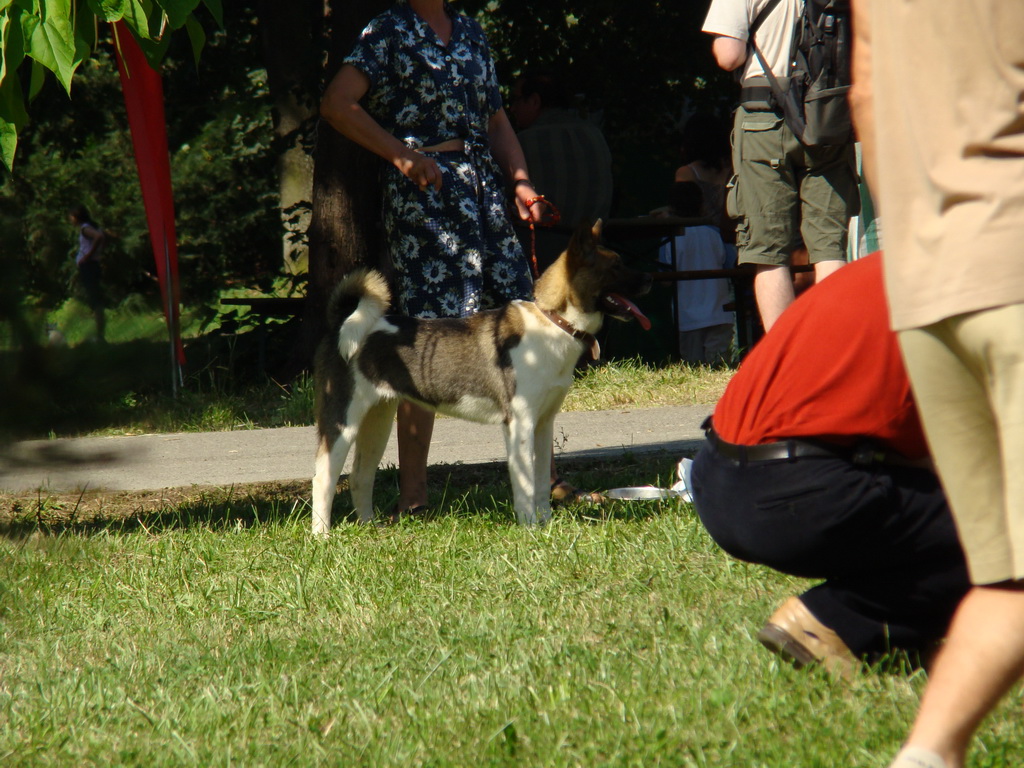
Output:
top-left (690, 440), bottom-right (970, 658)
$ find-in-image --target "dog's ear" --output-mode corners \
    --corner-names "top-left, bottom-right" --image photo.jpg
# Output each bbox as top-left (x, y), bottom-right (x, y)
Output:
top-left (568, 219), bottom-right (600, 266)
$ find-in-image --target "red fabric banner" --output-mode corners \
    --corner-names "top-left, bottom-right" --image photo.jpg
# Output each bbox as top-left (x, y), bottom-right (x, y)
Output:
top-left (112, 22), bottom-right (186, 366)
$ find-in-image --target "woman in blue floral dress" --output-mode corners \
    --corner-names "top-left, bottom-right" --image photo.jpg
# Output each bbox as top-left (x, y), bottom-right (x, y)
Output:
top-left (321, 0), bottom-right (578, 517)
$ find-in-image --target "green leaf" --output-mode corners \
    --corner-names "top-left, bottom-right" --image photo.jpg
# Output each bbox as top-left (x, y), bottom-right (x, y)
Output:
top-left (184, 13), bottom-right (203, 68)
top-left (119, 0), bottom-right (154, 41)
top-left (0, 116), bottom-right (16, 170)
top-left (155, 0), bottom-right (198, 31)
top-left (75, 5), bottom-right (98, 46)
top-left (84, 0), bottom-right (129, 23)
top-left (131, 25), bottom-right (170, 67)
top-left (201, 0), bottom-right (220, 28)
top-left (27, 56), bottom-right (44, 100)
top-left (0, 12), bottom-right (10, 85)
top-left (0, 74), bottom-right (27, 169)
top-left (21, 0), bottom-right (78, 94)
top-left (72, 0), bottom-right (96, 68)
top-left (0, 65), bottom-right (27, 125)
top-left (1, 6), bottom-right (26, 86)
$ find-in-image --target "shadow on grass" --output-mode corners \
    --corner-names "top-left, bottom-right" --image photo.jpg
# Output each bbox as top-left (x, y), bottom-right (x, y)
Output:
top-left (0, 480), bottom-right (310, 540)
top-left (0, 454), bottom-right (687, 539)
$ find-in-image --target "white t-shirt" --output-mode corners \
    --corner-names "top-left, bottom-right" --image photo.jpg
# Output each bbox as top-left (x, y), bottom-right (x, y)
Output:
top-left (702, 0), bottom-right (801, 83)
top-left (659, 226), bottom-right (735, 331)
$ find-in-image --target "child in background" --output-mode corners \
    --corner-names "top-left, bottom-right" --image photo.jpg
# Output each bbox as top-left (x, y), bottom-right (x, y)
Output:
top-left (68, 204), bottom-right (106, 343)
top-left (658, 181), bottom-right (735, 366)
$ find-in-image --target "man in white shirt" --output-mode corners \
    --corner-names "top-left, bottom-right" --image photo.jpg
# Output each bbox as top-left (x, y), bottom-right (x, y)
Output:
top-left (702, 0), bottom-right (859, 330)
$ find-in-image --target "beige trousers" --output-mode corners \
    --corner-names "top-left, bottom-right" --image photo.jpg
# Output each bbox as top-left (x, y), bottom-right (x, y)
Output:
top-left (899, 303), bottom-right (1024, 584)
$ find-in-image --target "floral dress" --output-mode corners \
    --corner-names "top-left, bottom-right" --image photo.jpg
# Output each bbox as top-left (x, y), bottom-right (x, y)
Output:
top-left (344, 0), bottom-right (533, 318)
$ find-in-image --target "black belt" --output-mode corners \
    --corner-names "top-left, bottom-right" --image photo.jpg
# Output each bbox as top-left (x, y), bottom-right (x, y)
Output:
top-left (741, 87), bottom-right (778, 112)
top-left (701, 418), bottom-right (915, 467)
top-left (706, 427), bottom-right (848, 463)
top-left (740, 85), bottom-right (775, 103)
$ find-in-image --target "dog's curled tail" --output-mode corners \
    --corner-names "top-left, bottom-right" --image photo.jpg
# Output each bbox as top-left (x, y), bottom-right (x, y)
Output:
top-left (328, 269), bottom-right (391, 361)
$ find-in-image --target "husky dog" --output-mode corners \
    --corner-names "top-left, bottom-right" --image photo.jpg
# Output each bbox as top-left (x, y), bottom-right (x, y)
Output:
top-left (311, 220), bottom-right (652, 533)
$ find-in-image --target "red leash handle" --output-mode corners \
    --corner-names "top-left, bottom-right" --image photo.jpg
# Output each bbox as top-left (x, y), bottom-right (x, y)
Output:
top-left (524, 195), bottom-right (562, 279)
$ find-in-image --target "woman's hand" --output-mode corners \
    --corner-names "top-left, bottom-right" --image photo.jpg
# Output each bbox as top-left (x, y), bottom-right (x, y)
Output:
top-left (488, 108), bottom-right (545, 221)
top-left (396, 150), bottom-right (444, 192)
top-left (513, 179), bottom-right (549, 222)
top-left (322, 65), bottom-right (443, 192)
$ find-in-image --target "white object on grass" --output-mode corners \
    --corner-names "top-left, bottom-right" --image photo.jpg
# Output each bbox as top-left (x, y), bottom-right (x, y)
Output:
top-left (605, 458), bottom-right (695, 503)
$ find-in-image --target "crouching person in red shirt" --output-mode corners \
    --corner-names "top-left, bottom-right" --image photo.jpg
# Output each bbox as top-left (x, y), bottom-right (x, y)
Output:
top-left (690, 253), bottom-right (969, 676)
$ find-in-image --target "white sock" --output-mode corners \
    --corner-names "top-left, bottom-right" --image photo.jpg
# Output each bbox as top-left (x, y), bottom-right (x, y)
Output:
top-left (890, 746), bottom-right (949, 768)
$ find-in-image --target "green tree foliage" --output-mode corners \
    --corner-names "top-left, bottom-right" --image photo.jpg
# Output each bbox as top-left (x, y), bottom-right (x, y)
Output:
top-left (0, 5), bottom-right (281, 313)
top-left (1, 49), bottom-right (143, 308)
top-left (160, 15), bottom-right (285, 306)
top-left (474, 1), bottom-right (732, 141)
top-left (0, 0), bottom-right (222, 170)
top-left (467, 1), bottom-right (734, 214)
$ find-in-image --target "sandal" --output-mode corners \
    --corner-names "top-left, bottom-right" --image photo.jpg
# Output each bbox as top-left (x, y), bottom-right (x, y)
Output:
top-left (387, 504), bottom-right (433, 524)
top-left (550, 478), bottom-right (606, 505)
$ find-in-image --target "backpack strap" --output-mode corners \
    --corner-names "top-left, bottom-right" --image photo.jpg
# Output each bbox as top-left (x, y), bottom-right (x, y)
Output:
top-left (746, 0), bottom-right (810, 139)
top-left (745, 0), bottom-right (791, 108)
top-left (750, 0), bottom-right (785, 39)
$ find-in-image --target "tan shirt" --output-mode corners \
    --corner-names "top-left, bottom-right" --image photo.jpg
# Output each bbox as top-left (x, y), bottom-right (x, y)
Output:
top-left (869, 0), bottom-right (1024, 329)
top-left (702, 0), bottom-right (800, 83)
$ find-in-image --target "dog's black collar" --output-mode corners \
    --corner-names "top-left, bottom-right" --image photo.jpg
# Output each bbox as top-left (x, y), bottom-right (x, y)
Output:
top-left (540, 309), bottom-right (600, 361)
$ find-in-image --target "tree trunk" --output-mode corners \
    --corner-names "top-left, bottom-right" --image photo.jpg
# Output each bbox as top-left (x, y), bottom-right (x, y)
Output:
top-left (292, 0), bottom-right (391, 375)
top-left (257, 0), bottom-right (321, 276)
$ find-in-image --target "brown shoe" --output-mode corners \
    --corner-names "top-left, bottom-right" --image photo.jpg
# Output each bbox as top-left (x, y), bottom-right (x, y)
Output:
top-left (757, 596), bottom-right (860, 678)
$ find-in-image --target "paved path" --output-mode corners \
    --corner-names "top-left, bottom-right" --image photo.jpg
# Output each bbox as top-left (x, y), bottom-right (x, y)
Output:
top-left (0, 405), bottom-right (712, 494)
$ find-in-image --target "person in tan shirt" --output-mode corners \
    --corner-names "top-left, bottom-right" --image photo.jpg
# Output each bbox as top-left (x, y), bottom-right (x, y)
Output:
top-left (850, 2), bottom-right (1024, 767)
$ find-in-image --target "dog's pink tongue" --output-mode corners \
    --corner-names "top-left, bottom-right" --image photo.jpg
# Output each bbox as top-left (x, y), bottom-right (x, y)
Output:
top-left (609, 294), bottom-right (652, 331)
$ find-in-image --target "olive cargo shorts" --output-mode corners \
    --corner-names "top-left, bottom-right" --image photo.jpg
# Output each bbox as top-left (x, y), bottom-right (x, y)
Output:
top-left (727, 106), bottom-right (859, 266)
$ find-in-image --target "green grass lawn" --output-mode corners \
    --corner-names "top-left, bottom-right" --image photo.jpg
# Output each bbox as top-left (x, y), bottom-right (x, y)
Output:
top-left (3, 319), bottom-right (1021, 766)
top-left (2, 457), bottom-right (1022, 767)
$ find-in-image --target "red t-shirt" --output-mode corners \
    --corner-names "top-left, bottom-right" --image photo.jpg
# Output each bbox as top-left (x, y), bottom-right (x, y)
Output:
top-left (712, 253), bottom-right (929, 459)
